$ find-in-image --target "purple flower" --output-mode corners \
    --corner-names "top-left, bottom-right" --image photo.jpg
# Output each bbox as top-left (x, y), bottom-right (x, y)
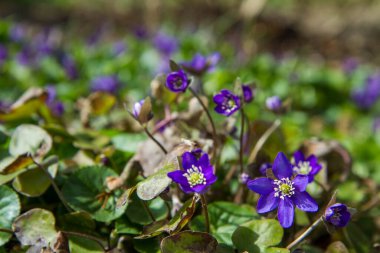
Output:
top-left (324, 203), bottom-right (351, 227)
top-left (9, 24), bottom-right (25, 42)
top-left (167, 151), bottom-right (217, 194)
top-left (247, 152), bottom-right (318, 228)
top-left (91, 75), bottom-right (120, 94)
top-left (113, 41), bottom-right (127, 56)
top-left (132, 99), bottom-right (153, 122)
top-left (266, 96), bottom-right (282, 112)
top-left (352, 74), bottom-right (380, 109)
top-left (153, 32), bottom-right (178, 56)
top-left (61, 54), bottom-right (78, 80)
top-left (239, 172), bottom-right (250, 184)
top-left (342, 58), bottom-right (358, 74)
top-left (181, 52), bottom-right (220, 75)
top-left (165, 69), bottom-right (189, 92)
top-left (0, 44), bottom-right (8, 66)
top-left (213, 90), bottom-right (241, 116)
top-left (16, 46), bottom-right (35, 66)
top-left (46, 86), bottom-right (64, 117)
top-left (292, 151), bottom-right (322, 183)
top-left (242, 85), bottom-right (254, 103)
top-left (134, 26), bottom-right (148, 39)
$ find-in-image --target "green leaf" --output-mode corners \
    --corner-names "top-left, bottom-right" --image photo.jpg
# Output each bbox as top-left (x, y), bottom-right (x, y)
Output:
top-left (68, 236), bottom-right (104, 253)
top-left (126, 195), bottom-right (168, 225)
top-left (62, 166), bottom-right (127, 222)
top-left (190, 201), bottom-right (259, 246)
top-left (161, 231), bottom-right (218, 253)
top-left (0, 185), bottom-right (21, 246)
top-left (232, 219), bottom-right (284, 253)
top-left (115, 216), bottom-right (141, 235)
top-left (12, 163), bottom-right (57, 197)
top-left (58, 212), bottom-right (96, 235)
top-left (111, 133), bottom-right (146, 153)
top-left (0, 156), bottom-right (32, 185)
top-left (136, 163), bottom-right (176, 201)
top-left (0, 154), bottom-right (33, 175)
top-left (9, 124), bottom-right (52, 158)
top-left (12, 208), bottom-right (58, 247)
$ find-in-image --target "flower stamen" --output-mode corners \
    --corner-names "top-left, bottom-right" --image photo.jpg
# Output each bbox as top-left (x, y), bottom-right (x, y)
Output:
top-left (274, 178), bottom-right (295, 200)
top-left (293, 161), bottom-right (312, 175)
top-left (184, 165), bottom-right (207, 187)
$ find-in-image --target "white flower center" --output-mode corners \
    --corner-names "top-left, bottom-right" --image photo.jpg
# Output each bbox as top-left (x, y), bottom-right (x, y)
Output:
top-left (274, 178), bottom-right (295, 200)
top-left (293, 161), bottom-right (312, 175)
top-left (222, 99), bottom-right (237, 114)
top-left (183, 165), bottom-right (207, 187)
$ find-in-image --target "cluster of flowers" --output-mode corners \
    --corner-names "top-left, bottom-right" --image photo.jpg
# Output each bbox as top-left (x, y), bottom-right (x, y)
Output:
top-left (131, 61), bottom-right (352, 230)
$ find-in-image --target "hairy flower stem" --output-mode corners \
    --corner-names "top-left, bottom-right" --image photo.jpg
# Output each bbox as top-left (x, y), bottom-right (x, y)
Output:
top-left (239, 108), bottom-right (245, 174)
top-left (200, 194), bottom-right (210, 233)
top-left (141, 200), bottom-right (156, 222)
top-left (62, 231), bottom-right (107, 251)
top-left (143, 126), bottom-right (168, 154)
top-left (0, 228), bottom-right (13, 234)
top-left (286, 217), bottom-right (323, 249)
top-left (32, 156), bottom-right (73, 212)
top-left (189, 87), bottom-right (217, 164)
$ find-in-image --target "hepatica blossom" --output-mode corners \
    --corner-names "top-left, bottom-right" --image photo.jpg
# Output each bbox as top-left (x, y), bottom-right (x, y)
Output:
top-left (181, 52), bottom-right (220, 75)
top-left (292, 151), bottom-right (322, 182)
top-left (242, 85), bottom-right (254, 103)
top-left (165, 69), bottom-right (190, 92)
top-left (247, 152), bottom-right (318, 228)
top-left (132, 99), bottom-right (153, 123)
top-left (213, 90), bottom-right (241, 116)
top-left (324, 203), bottom-right (351, 227)
top-left (167, 150), bottom-right (217, 193)
top-left (266, 96), bottom-right (282, 112)
top-left (91, 75), bottom-right (119, 94)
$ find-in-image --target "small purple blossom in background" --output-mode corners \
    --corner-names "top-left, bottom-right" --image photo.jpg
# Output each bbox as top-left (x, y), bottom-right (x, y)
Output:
top-left (9, 24), bottom-right (25, 43)
top-left (0, 44), bottom-right (8, 66)
top-left (242, 85), bottom-right (254, 103)
top-left (134, 26), bottom-right (148, 40)
top-left (46, 85), bottom-right (64, 117)
top-left (266, 96), bottom-right (282, 112)
top-left (16, 46), bottom-right (35, 66)
top-left (167, 150), bottom-right (217, 194)
top-left (113, 41), bottom-right (127, 57)
top-left (61, 54), bottom-right (78, 80)
top-left (239, 172), bottom-right (250, 184)
top-left (165, 69), bottom-right (189, 92)
top-left (91, 75), bottom-right (120, 94)
top-left (292, 151), bottom-right (322, 183)
top-left (352, 73), bottom-right (380, 109)
top-left (213, 90), bottom-right (241, 116)
top-left (342, 57), bottom-right (359, 74)
top-left (259, 163), bottom-right (272, 176)
top-left (181, 52), bottom-right (220, 75)
top-left (247, 152), bottom-right (318, 228)
top-left (153, 32), bottom-right (178, 56)
top-left (324, 203), bottom-right (351, 227)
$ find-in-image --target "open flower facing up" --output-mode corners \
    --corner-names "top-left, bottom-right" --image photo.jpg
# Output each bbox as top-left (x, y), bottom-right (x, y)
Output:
top-left (292, 151), bottom-right (322, 183)
top-left (247, 152), bottom-right (318, 228)
top-left (165, 69), bottom-right (190, 93)
top-left (213, 89), bottom-right (241, 116)
top-left (324, 203), bottom-right (351, 228)
top-left (167, 150), bottom-right (217, 194)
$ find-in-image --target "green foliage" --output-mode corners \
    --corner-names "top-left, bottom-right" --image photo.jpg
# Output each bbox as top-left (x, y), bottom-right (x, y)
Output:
top-left (0, 186), bottom-right (20, 246)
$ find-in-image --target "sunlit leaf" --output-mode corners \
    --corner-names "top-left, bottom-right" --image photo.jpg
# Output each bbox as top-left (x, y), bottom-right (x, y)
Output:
top-left (0, 186), bottom-right (21, 246)
top-left (161, 231), bottom-right (218, 253)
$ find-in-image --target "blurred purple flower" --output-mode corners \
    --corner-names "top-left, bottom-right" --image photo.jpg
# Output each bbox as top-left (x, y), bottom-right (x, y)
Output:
top-left (213, 90), bottom-right (241, 116)
top-left (247, 152), bottom-right (318, 228)
top-left (91, 75), bottom-right (120, 94)
top-left (352, 74), bottom-right (380, 109)
top-left (46, 85), bottom-right (64, 117)
top-left (242, 85), bottom-right (254, 103)
top-left (165, 69), bottom-right (189, 92)
top-left (61, 55), bottom-right (79, 80)
top-left (9, 24), bottom-right (25, 42)
top-left (34, 29), bottom-right (54, 57)
top-left (342, 58), bottom-right (359, 74)
top-left (0, 44), bottom-right (8, 66)
top-left (153, 32), bottom-right (178, 56)
top-left (134, 26), bottom-right (148, 39)
top-left (181, 52), bottom-right (220, 75)
top-left (87, 28), bottom-right (103, 46)
top-left (292, 151), bottom-right (322, 183)
top-left (167, 150), bottom-right (217, 193)
top-left (266, 96), bottom-right (282, 112)
top-left (16, 46), bottom-right (35, 66)
top-left (113, 41), bottom-right (127, 56)
top-left (324, 203), bottom-right (351, 228)
top-left (239, 172), bottom-right (250, 184)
